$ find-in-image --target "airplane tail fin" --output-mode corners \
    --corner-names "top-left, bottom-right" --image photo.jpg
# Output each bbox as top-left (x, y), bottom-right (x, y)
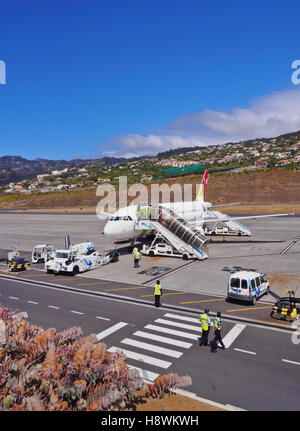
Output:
top-left (195, 170), bottom-right (208, 202)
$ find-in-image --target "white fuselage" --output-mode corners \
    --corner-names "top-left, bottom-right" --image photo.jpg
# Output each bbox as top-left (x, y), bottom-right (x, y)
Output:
top-left (103, 201), bottom-right (211, 240)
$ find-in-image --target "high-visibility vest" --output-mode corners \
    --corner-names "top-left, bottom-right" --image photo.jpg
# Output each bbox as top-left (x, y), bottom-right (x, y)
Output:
top-left (291, 308), bottom-right (297, 318)
top-left (135, 251), bottom-right (141, 260)
top-left (200, 314), bottom-right (209, 330)
top-left (213, 317), bottom-right (221, 330)
top-left (281, 307), bottom-right (288, 316)
top-left (154, 284), bottom-right (162, 295)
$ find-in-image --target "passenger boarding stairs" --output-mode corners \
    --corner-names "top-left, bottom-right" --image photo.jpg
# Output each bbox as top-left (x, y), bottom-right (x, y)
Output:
top-left (135, 205), bottom-right (208, 260)
top-left (204, 210), bottom-right (251, 236)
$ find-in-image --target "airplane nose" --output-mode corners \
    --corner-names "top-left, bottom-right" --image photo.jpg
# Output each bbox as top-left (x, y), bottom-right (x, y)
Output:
top-left (103, 223), bottom-right (112, 237)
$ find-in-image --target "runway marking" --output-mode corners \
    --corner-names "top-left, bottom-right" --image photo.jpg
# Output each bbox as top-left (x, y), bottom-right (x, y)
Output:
top-left (70, 310), bottom-right (84, 315)
top-left (144, 259), bottom-right (199, 285)
top-left (179, 298), bottom-right (225, 304)
top-left (96, 322), bottom-right (128, 341)
top-left (282, 359), bottom-right (300, 366)
top-left (96, 316), bottom-right (111, 321)
top-left (9, 296), bottom-right (19, 300)
top-left (155, 318), bottom-right (201, 332)
top-left (134, 330), bottom-right (192, 349)
top-left (104, 286), bottom-right (149, 291)
top-left (107, 346), bottom-right (172, 369)
top-left (234, 348), bottom-right (256, 355)
top-left (140, 292), bottom-right (185, 298)
top-left (145, 324), bottom-right (200, 340)
top-left (226, 306), bottom-right (272, 312)
top-left (222, 324), bottom-right (246, 348)
top-left (48, 305), bottom-right (60, 309)
top-left (27, 300), bottom-right (38, 304)
top-left (127, 365), bottom-right (159, 382)
top-left (121, 338), bottom-right (183, 358)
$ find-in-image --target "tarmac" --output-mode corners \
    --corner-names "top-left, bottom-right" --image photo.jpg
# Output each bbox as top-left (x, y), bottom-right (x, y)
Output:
top-left (0, 211), bottom-right (299, 412)
top-left (1, 212), bottom-right (300, 292)
top-left (1, 211), bottom-right (300, 327)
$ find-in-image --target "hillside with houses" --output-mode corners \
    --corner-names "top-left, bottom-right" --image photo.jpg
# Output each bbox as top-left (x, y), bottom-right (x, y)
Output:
top-left (1, 130), bottom-right (300, 195)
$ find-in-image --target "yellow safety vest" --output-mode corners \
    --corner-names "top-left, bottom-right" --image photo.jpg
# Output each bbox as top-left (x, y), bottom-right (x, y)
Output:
top-left (213, 317), bottom-right (221, 330)
top-left (135, 251), bottom-right (141, 260)
top-left (154, 284), bottom-right (162, 295)
top-left (200, 314), bottom-right (209, 331)
top-left (291, 308), bottom-right (297, 318)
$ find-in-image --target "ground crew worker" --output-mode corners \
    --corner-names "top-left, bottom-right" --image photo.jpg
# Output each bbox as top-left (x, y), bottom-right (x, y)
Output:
top-left (199, 309), bottom-right (211, 346)
top-left (286, 303), bottom-right (297, 321)
top-left (154, 280), bottom-right (162, 307)
top-left (210, 312), bottom-right (225, 352)
top-left (281, 306), bottom-right (288, 321)
top-left (134, 249), bottom-right (141, 268)
top-left (290, 307), bottom-right (298, 319)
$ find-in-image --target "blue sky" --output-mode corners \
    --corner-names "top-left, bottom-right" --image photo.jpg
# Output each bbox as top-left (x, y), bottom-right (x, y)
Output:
top-left (0, 0), bottom-right (299, 159)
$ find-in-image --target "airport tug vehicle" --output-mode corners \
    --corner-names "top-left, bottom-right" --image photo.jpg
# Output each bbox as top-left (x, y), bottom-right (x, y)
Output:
top-left (45, 242), bottom-right (119, 275)
top-left (270, 290), bottom-right (300, 321)
top-left (5, 249), bottom-right (30, 273)
top-left (32, 244), bottom-right (55, 263)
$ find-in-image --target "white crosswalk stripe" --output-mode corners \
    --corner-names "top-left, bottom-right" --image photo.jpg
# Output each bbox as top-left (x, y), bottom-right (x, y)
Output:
top-left (164, 313), bottom-right (200, 324)
top-left (154, 318), bottom-right (201, 332)
top-left (133, 331), bottom-right (192, 349)
top-left (127, 365), bottom-right (160, 381)
top-left (144, 324), bottom-right (199, 340)
top-left (107, 346), bottom-right (172, 368)
top-left (121, 338), bottom-right (183, 358)
top-left (107, 313), bottom-right (246, 382)
top-left (221, 323), bottom-right (246, 348)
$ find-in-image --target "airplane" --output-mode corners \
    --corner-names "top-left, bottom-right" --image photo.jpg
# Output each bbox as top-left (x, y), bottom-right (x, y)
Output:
top-left (101, 170), bottom-right (293, 244)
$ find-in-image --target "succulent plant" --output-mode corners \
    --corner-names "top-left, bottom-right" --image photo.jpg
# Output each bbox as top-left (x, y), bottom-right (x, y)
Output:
top-left (0, 306), bottom-right (192, 411)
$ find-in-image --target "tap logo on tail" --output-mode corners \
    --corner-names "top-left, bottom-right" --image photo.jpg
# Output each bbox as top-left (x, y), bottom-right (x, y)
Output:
top-left (195, 170), bottom-right (208, 202)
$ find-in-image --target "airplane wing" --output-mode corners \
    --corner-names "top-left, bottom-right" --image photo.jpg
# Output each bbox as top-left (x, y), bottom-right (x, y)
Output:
top-left (210, 203), bottom-right (240, 209)
top-left (190, 212), bottom-right (294, 224)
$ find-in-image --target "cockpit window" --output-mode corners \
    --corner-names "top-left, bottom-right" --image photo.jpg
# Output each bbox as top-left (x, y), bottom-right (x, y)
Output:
top-left (109, 216), bottom-right (133, 221)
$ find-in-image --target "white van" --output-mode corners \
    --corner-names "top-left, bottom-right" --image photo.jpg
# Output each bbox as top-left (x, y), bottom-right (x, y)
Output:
top-left (227, 271), bottom-right (269, 305)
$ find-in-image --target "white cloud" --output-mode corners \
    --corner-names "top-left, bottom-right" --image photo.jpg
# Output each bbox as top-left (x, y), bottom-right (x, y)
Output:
top-left (110, 88), bottom-right (300, 157)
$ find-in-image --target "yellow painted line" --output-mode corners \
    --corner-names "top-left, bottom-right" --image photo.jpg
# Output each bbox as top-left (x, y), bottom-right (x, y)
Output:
top-left (179, 298), bottom-right (225, 305)
top-left (140, 292), bottom-right (185, 298)
top-left (104, 286), bottom-right (149, 292)
top-left (76, 282), bottom-right (106, 286)
top-left (226, 306), bottom-right (273, 312)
